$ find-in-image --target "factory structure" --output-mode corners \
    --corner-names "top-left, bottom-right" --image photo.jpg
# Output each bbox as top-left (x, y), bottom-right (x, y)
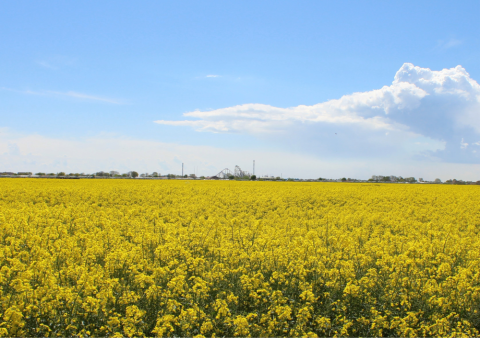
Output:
top-left (211, 164), bottom-right (252, 179)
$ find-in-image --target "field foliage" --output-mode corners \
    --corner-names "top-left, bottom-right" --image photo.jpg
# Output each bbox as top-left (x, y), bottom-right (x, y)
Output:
top-left (1, 179), bottom-right (480, 337)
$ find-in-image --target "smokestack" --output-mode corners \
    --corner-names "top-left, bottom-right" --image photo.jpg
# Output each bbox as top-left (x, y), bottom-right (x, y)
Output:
top-left (182, 163), bottom-right (184, 176)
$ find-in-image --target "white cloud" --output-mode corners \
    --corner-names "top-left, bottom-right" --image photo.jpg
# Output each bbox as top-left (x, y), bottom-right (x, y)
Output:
top-left (36, 55), bottom-right (77, 70)
top-left (1, 87), bottom-right (123, 104)
top-left (36, 61), bottom-right (57, 70)
top-left (0, 128), bottom-right (479, 180)
top-left (436, 37), bottom-right (463, 50)
top-left (206, 75), bottom-right (220, 78)
top-left (55, 91), bottom-right (123, 104)
top-left (156, 63), bottom-right (480, 163)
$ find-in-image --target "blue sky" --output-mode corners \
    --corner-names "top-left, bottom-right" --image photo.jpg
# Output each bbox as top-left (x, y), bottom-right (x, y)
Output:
top-left (1, 1), bottom-right (480, 179)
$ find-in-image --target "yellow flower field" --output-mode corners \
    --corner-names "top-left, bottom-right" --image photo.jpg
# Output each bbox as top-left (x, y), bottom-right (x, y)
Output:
top-left (0, 178), bottom-right (479, 337)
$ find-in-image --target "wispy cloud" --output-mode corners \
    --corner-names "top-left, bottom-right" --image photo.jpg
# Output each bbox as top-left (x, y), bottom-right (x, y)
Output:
top-left (55, 91), bottom-right (123, 104)
top-left (36, 61), bottom-right (58, 70)
top-left (36, 55), bottom-right (77, 70)
top-left (1, 87), bottom-right (123, 104)
top-left (436, 36), bottom-right (463, 50)
top-left (206, 74), bottom-right (220, 78)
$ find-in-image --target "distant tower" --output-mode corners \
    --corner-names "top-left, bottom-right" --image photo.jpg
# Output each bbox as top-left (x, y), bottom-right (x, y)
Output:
top-left (253, 160), bottom-right (255, 175)
top-left (182, 163), bottom-right (184, 176)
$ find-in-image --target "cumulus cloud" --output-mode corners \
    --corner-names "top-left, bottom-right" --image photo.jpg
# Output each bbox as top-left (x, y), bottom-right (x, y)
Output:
top-left (156, 63), bottom-right (480, 163)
